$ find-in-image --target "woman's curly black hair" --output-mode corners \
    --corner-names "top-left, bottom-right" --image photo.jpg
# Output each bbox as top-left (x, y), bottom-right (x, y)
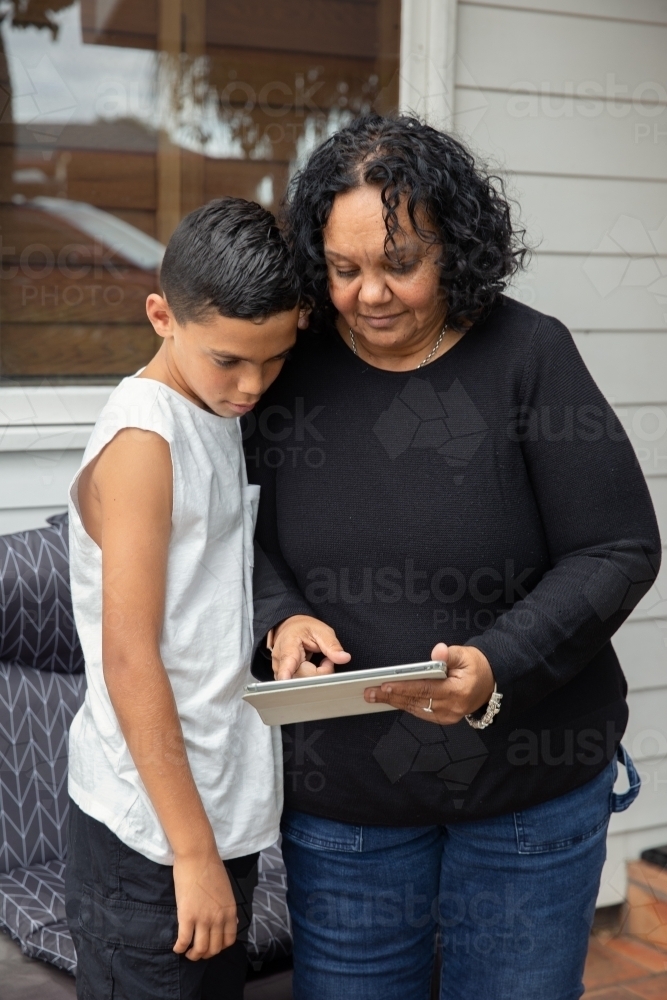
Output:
top-left (283, 114), bottom-right (530, 331)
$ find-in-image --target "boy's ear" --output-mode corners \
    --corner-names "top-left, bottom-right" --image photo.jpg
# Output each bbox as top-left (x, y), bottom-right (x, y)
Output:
top-left (297, 306), bottom-right (311, 330)
top-left (146, 293), bottom-right (176, 340)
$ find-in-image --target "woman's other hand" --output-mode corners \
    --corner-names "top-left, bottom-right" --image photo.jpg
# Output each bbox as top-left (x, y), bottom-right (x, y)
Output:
top-left (271, 615), bottom-right (351, 680)
top-left (363, 642), bottom-right (495, 725)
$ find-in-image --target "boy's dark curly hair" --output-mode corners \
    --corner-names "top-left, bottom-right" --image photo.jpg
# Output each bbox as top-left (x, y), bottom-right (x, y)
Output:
top-left (283, 114), bottom-right (530, 331)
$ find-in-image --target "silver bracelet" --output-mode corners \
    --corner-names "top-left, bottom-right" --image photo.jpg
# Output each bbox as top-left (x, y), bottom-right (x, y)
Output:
top-left (465, 683), bottom-right (503, 729)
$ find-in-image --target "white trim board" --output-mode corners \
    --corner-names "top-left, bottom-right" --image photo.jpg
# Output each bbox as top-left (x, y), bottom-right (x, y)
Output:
top-left (399, 0), bottom-right (458, 126)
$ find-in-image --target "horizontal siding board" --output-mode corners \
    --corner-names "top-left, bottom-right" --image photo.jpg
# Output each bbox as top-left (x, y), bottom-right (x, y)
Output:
top-left (571, 333), bottom-right (667, 403)
top-left (614, 407), bottom-right (667, 480)
top-left (454, 89), bottom-right (667, 180)
top-left (0, 425), bottom-right (95, 453)
top-left (507, 174), bottom-right (667, 255)
top-left (0, 506), bottom-right (67, 536)
top-left (508, 254), bottom-right (667, 331)
top-left (623, 689), bottom-right (667, 760)
top-left (645, 477), bottom-right (667, 537)
top-left (0, 450), bottom-right (83, 510)
top-left (0, 387), bottom-right (113, 426)
top-left (460, 0), bottom-right (667, 25)
top-left (613, 618), bottom-right (667, 693)
top-left (457, 4), bottom-right (667, 92)
top-left (628, 557), bottom-right (666, 622)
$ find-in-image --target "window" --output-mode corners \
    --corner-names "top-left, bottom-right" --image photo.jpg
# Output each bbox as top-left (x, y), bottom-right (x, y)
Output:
top-left (0, 0), bottom-right (400, 382)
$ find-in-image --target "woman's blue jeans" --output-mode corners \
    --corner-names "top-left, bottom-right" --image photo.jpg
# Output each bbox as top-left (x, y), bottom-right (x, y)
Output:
top-left (281, 747), bottom-right (640, 1000)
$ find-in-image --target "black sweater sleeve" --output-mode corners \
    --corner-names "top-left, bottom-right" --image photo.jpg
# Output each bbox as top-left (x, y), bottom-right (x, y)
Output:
top-left (468, 315), bottom-right (662, 706)
top-left (248, 446), bottom-right (313, 678)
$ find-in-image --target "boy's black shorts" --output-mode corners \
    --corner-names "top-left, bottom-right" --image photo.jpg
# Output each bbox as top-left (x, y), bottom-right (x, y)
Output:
top-left (65, 799), bottom-right (259, 1000)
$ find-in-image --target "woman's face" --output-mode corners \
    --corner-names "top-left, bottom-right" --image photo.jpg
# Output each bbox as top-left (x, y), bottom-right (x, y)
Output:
top-left (323, 184), bottom-right (446, 356)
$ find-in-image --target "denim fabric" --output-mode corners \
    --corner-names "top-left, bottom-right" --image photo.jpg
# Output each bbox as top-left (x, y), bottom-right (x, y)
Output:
top-left (65, 801), bottom-right (258, 1000)
top-left (281, 748), bottom-right (639, 1000)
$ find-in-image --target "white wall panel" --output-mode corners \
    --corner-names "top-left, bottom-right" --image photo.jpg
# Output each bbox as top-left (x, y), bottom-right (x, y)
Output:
top-left (458, 4), bottom-right (667, 93)
top-left (0, 386), bottom-right (113, 426)
top-left (455, 88), bottom-right (667, 180)
top-left (613, 618), bottom-right (667, 693)
top-left (461, 0), bottom-right (667, 26)
top-left (508, 255), bottom-right (667, 331)
top-left (629, 558), bottom-right (666, 623)
top-left (507, 174), bottom-right (667, 255)
top-left (614, 407), bottom-right (667, 480)
top-left (0, 507), bottom-right (67, 535)
top-left (0, 450), bottom-right (83, 511)
top-left (623, 690), bottom-right (667, 759)
top-left (646, 477), bottom-right (667, 533)
top-left (572, 333), bottom-right (667, 402)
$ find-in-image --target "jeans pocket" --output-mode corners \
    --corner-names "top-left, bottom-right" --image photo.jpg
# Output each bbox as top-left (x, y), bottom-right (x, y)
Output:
top-left (280, 808), bottom-right (363, 852)
top-left (514, 760), bottom-right (615, 854)
top-left (611, 744), bottom-right (641, 813)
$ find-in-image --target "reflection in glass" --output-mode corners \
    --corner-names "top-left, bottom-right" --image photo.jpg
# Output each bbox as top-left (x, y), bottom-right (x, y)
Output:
top-left (0, 0), bottom-right (400, 380)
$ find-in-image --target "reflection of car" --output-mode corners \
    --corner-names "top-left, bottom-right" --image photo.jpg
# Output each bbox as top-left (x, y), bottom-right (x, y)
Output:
top-left (1, 197), bottom-right (165, 380)
top-left (29, 197), bottom-right (165, 271)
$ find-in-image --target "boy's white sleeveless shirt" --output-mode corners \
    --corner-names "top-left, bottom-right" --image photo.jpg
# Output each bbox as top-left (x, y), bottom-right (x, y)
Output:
top-left (67, 374), bottom-right (283, 864)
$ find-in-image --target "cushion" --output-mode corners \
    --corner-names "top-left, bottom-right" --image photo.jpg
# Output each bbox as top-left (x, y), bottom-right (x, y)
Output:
top-left (247, 842), bottom-right (292, 965)
top-left (0, 513), bottom-right (83, 674)
top-left (0, 663), bottom-right (86, 873)
top-left (0, 860), bottom-right (75, 972)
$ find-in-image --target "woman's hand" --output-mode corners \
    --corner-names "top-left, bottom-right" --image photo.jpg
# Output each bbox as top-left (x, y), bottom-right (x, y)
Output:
top-left (363, 642), bottom-right (495, 725)
top-left (271, 615), bottom-right (351, 680)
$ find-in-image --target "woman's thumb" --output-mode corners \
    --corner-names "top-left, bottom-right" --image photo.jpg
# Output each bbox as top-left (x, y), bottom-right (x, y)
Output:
top-left (431, 641), bottom-right (450, 663)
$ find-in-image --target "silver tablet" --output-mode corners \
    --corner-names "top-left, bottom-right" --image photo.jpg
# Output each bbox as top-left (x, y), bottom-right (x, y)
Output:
top-left (242, 661), bottom-right (447, 726)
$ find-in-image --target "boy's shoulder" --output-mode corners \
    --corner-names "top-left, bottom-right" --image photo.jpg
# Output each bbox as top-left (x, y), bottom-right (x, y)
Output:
top-left (87, 376), bottom-right (179, 458)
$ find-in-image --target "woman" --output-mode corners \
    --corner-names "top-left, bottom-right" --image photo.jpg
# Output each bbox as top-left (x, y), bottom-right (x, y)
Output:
top-left (245, 116), bottom-right (660, 1000)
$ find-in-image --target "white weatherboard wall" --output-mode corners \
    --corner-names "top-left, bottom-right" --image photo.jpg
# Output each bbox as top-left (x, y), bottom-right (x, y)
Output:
top-left (0, 387), bottom-right (113, 534)
top-left (401, 0), bottom-right (667, 906)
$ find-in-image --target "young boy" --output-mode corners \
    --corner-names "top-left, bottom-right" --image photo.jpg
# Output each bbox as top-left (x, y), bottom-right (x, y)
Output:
top-left (65, 198), bottom-right (300, 999)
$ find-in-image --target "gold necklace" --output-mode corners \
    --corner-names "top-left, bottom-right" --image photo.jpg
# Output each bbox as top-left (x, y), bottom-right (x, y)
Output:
top-left (348, 325), bottom-right (448, 369)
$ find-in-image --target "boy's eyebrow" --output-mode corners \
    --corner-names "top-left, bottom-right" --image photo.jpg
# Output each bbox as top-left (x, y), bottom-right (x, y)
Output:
top-left (208, 348), bottom-right (292, 362)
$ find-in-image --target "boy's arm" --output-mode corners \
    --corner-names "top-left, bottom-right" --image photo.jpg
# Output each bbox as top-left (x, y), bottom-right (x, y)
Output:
top-left (79, 427), bottom-right (237, 961)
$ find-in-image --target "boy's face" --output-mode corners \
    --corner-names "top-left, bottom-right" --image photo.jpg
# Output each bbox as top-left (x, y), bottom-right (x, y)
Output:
top-left (146, 294), bottom-right (298, 418)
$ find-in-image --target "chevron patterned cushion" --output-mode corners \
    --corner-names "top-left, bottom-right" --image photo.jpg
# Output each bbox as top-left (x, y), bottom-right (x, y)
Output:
top-left (0, 663), bottom-right (85, 873)
top-left (0, 514), bottom-right (83, 674)
top-left (247, 841), bottom-right (292, 965)
top-left (0, 860), bottom-right (75, 972)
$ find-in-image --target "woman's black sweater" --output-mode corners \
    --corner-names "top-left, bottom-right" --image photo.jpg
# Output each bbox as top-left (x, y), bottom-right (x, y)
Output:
top-left (246, 296), bottom-right (661, 825)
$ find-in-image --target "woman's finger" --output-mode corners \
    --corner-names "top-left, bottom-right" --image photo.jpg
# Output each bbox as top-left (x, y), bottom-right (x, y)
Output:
top-left (365, 679), bottom-right (444, 705)
top-left (272, 637), bottom-right (306, 680)
top-left (316, 657), bottom-right (338, 674)
top-left (309, 624), bottom-right (351, 665)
